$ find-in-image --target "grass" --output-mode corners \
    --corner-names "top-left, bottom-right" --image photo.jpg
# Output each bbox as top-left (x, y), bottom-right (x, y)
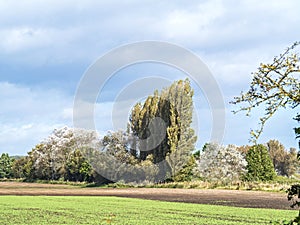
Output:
top-left (0, 196), bottom-right (297, 224)
top-left (0, 178), bottom-right (89, 187)
top-left (2, 176), bottom-right (299, 192)
top-left (105, 179), bottom-right (299, 192)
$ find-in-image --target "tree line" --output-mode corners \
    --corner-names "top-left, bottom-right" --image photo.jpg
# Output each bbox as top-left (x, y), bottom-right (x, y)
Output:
top-left (1, 137), bottom-right (298, 183)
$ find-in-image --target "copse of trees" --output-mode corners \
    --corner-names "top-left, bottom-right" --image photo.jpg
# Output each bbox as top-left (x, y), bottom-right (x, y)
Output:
top-left (236, 140), bottom-right (299, 178)
top-left (13, 127), bottom-right (99, 182)
top-left (267, 140), bottom-right (298, 177)
top-left (96, 79), bottom-right (197, 182)
top-left (195, 141), bottom-right (297, 182)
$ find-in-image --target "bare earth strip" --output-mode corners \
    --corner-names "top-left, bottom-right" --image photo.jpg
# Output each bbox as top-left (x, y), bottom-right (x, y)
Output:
top-left (0, 182), bottom-right (293, 210)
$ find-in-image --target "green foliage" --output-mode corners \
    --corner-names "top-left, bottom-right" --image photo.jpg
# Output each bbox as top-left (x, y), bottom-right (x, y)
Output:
top-left (65, 149), bottom-right (93, 182)
top-left (202, 143), bottom-right (210, 152)
top-left (193, 150), bottom-right (200, 160)
top-left (11, 156), bottom-right (28, 179)
top-left (0, 196), bottom-right (295, 225)
top-left (172, 155), bottom-right (196, 182)
top-left (244, 144), bottom-right (276, 181)
top-left (0, 153), bottom-right (14, 178)
top-left (231, 41), bottom-right (300, 142)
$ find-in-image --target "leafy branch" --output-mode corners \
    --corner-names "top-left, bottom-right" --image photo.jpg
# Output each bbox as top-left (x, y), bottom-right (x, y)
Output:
top-left (231, 41), bottom-right (300, 142)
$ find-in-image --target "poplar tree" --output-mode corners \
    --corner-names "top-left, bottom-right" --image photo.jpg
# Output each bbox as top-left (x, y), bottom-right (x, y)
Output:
top-left (129, 79), bottom-right (196, 178)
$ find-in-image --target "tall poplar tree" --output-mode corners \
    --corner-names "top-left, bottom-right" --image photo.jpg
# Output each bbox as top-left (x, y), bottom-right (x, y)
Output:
top-left (129, 78), bottom-right (196, 178)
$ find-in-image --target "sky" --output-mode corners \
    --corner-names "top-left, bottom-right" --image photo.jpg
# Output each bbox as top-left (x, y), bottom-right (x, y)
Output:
top-left (0, 0), bottom-right (300, 155)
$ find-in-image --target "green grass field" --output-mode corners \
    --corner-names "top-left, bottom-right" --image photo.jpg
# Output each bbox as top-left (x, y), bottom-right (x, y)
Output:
top-left (0, 196), bottom-right (296, 224)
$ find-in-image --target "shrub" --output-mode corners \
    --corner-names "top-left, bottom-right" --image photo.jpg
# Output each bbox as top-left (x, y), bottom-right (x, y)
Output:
top-left (0, 153), bottom-right (14, 178)
top-left (244, 144), bottom-right (276, 181)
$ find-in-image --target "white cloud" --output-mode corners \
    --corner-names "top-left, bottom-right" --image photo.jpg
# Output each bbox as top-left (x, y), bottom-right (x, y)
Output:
top-left (153, 0), bottom-right (300, 52)
top-left (159, 0), bottom-right (225, 40)
top-left (1, 0), bottom-right (299, 65)
top-left (1, 27), bottom-right (51, 53)
top-left (0, 82), bottom-right (70, 120)
top-left (0, 82), bottom-right (73, 154)
top-left (0, 27), bottom-right (82, 54)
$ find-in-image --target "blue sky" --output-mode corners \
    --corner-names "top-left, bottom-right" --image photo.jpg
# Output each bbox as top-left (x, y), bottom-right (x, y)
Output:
top-left (1, 0), bottom-right (300, 155)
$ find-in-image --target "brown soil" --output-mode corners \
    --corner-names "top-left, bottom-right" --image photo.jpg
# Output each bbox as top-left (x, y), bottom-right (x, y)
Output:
top-left (0, 182), bottom-right (294, 210)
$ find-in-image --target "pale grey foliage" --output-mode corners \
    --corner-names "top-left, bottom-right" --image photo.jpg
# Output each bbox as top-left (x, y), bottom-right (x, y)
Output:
top-left (32, 126), bottom-right (101, 180)
top-left (196, 143), bottom-right (247, 182)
